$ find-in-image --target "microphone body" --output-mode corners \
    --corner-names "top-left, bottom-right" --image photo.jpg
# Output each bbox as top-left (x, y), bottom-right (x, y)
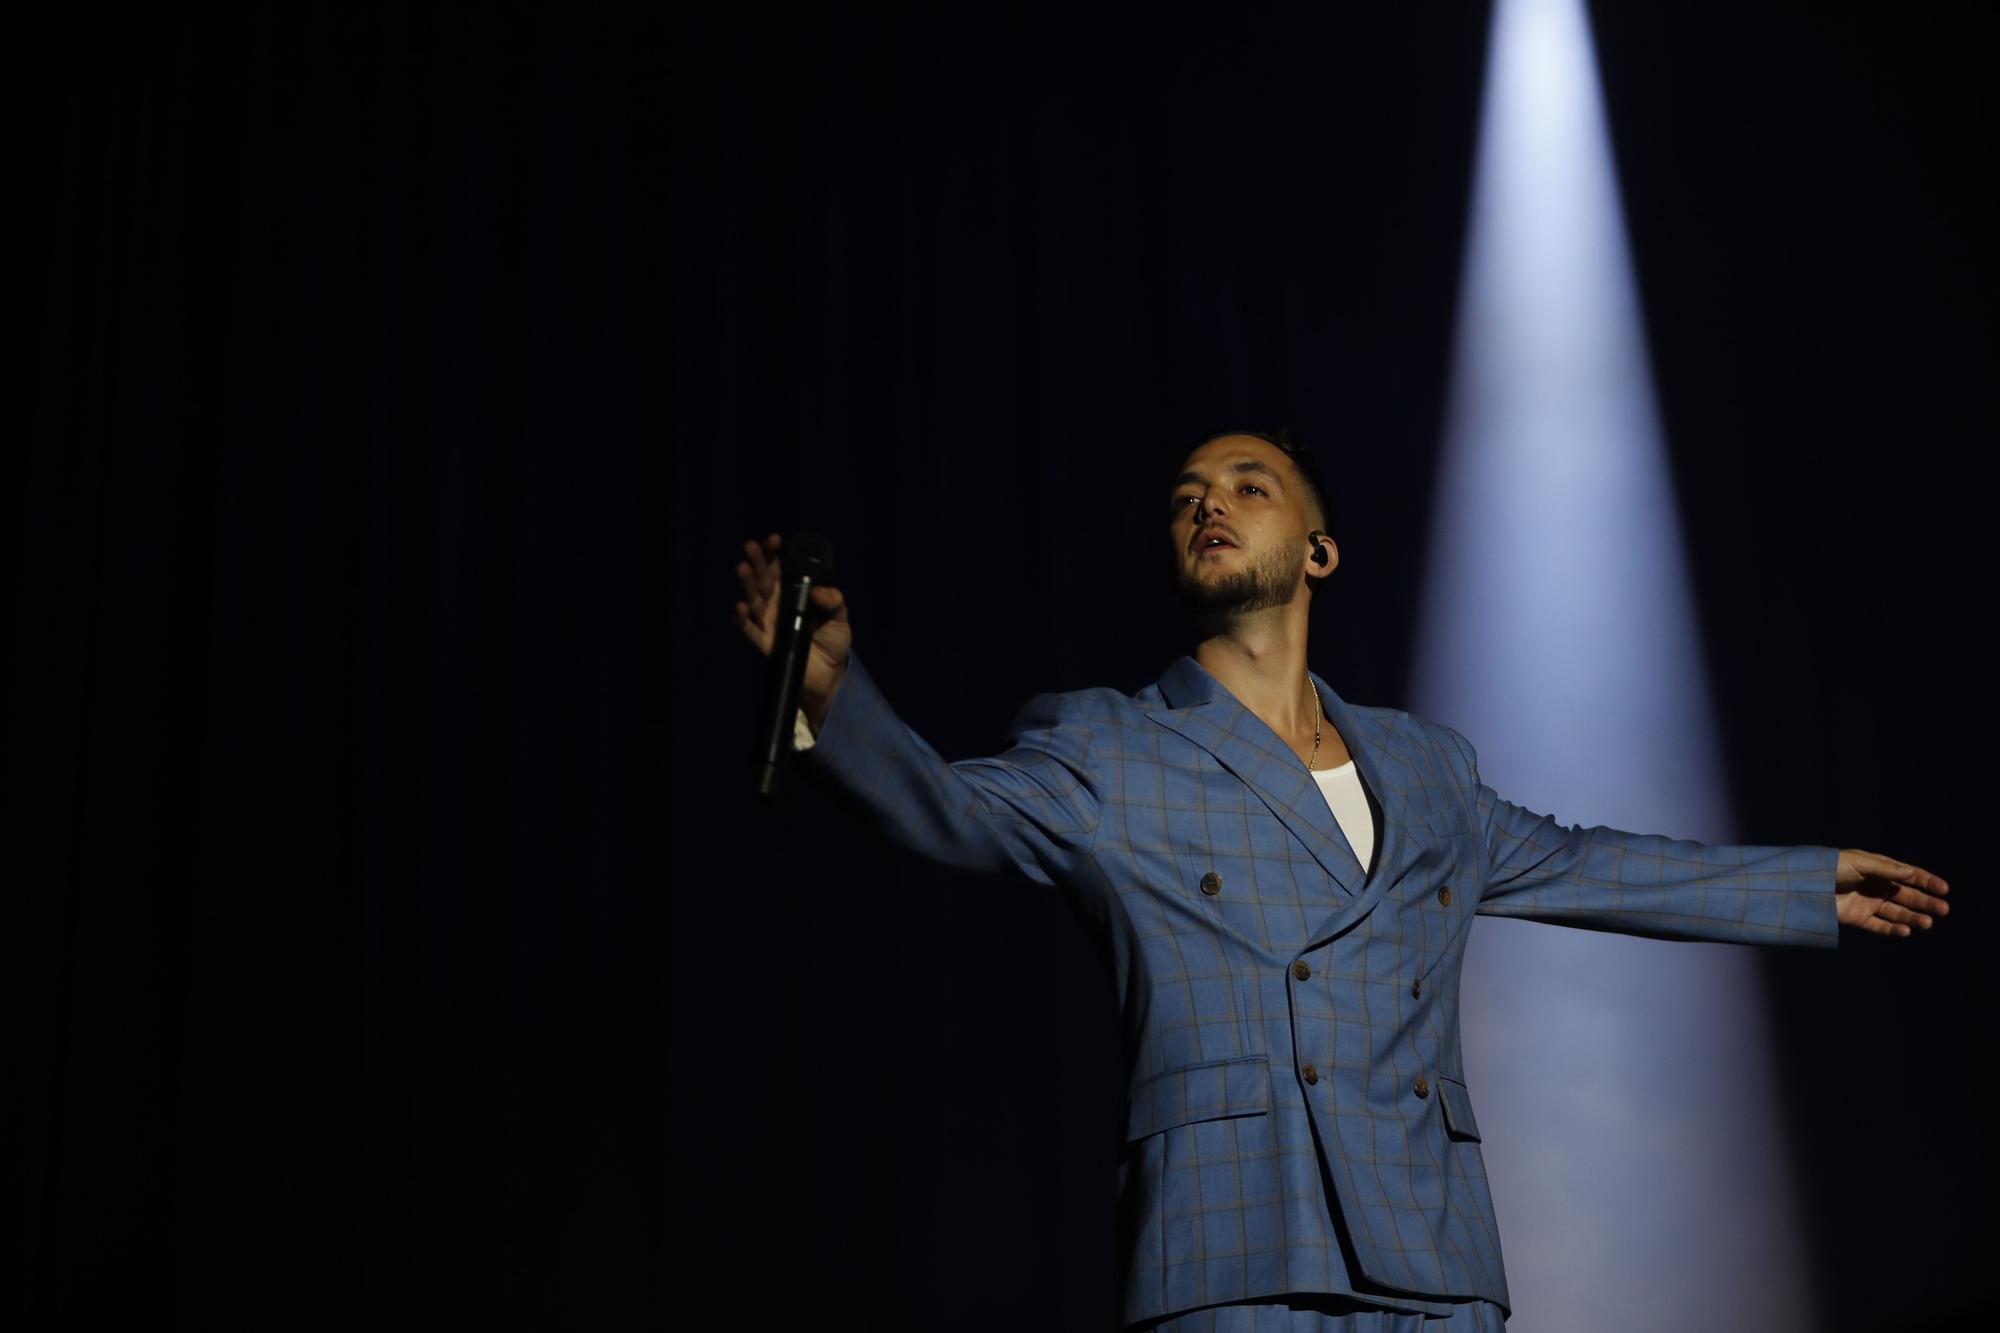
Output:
top-left (752, 532), bottom-right (834, 797)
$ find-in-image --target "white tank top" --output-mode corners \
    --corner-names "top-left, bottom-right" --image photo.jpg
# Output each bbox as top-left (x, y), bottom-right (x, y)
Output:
top-left (1310, 760), bottom-right (1377, 876)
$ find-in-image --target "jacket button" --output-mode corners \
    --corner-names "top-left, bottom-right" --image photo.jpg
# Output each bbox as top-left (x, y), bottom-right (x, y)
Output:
top-left (1413, 1075), bottom-right (1429, 1099)
top-left (1302, 1064), bottom-right (1319, 1085)
top-left (1411, 976), bottom-right (1422, 998)
top-left (1291, 960), bottom-right (1311, 981)
top-left (1437, 884), bottom-right (1453, 907)
top-left (1200, 871), bottom-right (1222, 896)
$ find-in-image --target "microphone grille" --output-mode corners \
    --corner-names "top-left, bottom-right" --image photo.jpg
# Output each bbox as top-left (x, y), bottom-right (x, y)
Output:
top-left (787, 531), bottom-right (835, 581)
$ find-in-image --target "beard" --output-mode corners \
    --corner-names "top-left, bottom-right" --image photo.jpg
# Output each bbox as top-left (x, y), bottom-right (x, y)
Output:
top-left (1173, 539), bottom-right (1305, 622)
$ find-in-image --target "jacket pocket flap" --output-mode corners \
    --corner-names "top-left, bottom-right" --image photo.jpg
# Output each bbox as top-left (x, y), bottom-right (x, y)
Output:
top-left (1437, 1074), bottom-right (1481, 1142)
top-left (1126, 1055), bottom-right (1270, 1142)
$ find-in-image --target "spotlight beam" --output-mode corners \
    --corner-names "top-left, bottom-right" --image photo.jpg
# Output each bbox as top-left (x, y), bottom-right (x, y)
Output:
top-left (1411, 2), bottom-right (1819, 1329)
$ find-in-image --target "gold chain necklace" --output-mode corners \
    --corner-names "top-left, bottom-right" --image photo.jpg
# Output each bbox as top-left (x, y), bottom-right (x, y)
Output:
top-left (1308, 675), bottom-right (1323, 770)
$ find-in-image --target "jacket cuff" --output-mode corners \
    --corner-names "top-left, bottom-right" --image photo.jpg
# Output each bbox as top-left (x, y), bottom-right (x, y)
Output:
top-left (794, 650), bottom-right (878, 770)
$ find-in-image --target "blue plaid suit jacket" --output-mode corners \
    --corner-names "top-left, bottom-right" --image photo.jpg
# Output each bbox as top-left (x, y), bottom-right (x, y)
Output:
top-left (797, 648), bottom-right (1840, 1326)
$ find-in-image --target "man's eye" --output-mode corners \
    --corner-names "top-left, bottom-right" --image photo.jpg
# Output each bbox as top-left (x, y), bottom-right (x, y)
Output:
top-left (1242, 484), bottom-right (1264, 495)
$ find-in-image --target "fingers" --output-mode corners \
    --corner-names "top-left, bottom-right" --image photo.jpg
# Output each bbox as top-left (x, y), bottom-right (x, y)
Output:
top-left (738, 533), bottom-right (782, 603)
top-left (731, 596), bottom-right (768, 652)
top-left (739, 534), bottom-right (782, 600)
top-left (1890, 860), bottom-right (1949, 895)
top-left (1855, 849), bottom-right (1950, 895)
top-left (1872, 900), bottom-right (1934, 930)
top-left (1889, 883), bottom-right (1949, 917)
top-left (1854, 879), bottom-right (1952, 939)
top-left (732, 532), bottom-right (784, 650)
top-left (809, 584), bottom-right (848, 621)
top-left (744, 531), bottom-right (781, 590)
top-left (1871, 858), bottom-right (1950, 918)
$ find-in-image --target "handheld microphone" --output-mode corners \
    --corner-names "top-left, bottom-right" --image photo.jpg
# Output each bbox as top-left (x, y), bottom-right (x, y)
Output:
top-left (752, 531), bottom-right (835, 798)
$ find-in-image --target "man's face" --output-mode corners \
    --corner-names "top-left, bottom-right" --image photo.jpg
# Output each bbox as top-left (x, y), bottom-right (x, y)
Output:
top-left (1167, 435), bottom-right (1316, 619)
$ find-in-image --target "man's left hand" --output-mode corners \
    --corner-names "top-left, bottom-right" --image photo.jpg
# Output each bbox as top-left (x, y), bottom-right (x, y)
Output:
top-left (1835, 849), bottom-right (1951, 937)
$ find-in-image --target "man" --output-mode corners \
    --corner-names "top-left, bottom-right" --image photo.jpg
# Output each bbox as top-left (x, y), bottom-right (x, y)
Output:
top-left (729, 429), bottom-right (1950, 1330)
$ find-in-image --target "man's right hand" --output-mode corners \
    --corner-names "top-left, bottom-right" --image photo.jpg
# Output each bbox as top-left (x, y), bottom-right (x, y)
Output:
top-left (733, 531), bottom-right (851, 734)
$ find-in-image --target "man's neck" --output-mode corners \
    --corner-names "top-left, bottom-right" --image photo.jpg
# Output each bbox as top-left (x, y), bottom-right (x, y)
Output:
top-left (1191, 606), bottom-right (1317, 743)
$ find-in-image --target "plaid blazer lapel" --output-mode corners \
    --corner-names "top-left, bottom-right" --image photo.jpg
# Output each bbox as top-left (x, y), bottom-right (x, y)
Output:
top-left (1145, 656), bottom-right (1414, 908)
top-left (1302, 667), bottom-right (1424, 946)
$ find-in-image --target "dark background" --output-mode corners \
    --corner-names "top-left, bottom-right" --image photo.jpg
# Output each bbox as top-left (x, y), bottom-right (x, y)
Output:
top-left (12, 2), bottom-right (1990, 1328)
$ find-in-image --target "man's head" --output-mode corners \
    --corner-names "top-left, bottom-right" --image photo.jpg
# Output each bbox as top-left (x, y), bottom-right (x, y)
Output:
top-left (1167, 428), bottom-right (1339, 623)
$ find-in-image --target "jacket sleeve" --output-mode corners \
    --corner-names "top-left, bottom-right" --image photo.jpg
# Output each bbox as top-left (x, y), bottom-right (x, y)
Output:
top-left (1442, 728), bottom-right (1839, 948)
top-left (792, 649), bottom-right (1103, 887)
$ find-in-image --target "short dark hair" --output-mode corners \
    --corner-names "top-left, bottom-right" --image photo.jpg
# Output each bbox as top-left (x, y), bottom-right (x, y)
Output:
top-left (1181, 426), bottom-right (1337, 541)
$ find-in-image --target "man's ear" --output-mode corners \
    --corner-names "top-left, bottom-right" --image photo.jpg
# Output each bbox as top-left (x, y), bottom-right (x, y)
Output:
top-left (1306, 530), bottom-right (1339, 579)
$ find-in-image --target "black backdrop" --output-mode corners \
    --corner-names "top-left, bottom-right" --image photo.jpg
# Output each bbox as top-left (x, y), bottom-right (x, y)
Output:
top-left (13, 3), bottom-right (1991, 1329)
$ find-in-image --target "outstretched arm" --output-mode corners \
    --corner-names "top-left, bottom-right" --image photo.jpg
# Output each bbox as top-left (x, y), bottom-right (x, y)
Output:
top-left (792, 649), bottom-right (1103, 886)
top-left (1444, 728), bottom-right (1852, 947)
top-left (732, 531), bottom-right (1101, 887)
